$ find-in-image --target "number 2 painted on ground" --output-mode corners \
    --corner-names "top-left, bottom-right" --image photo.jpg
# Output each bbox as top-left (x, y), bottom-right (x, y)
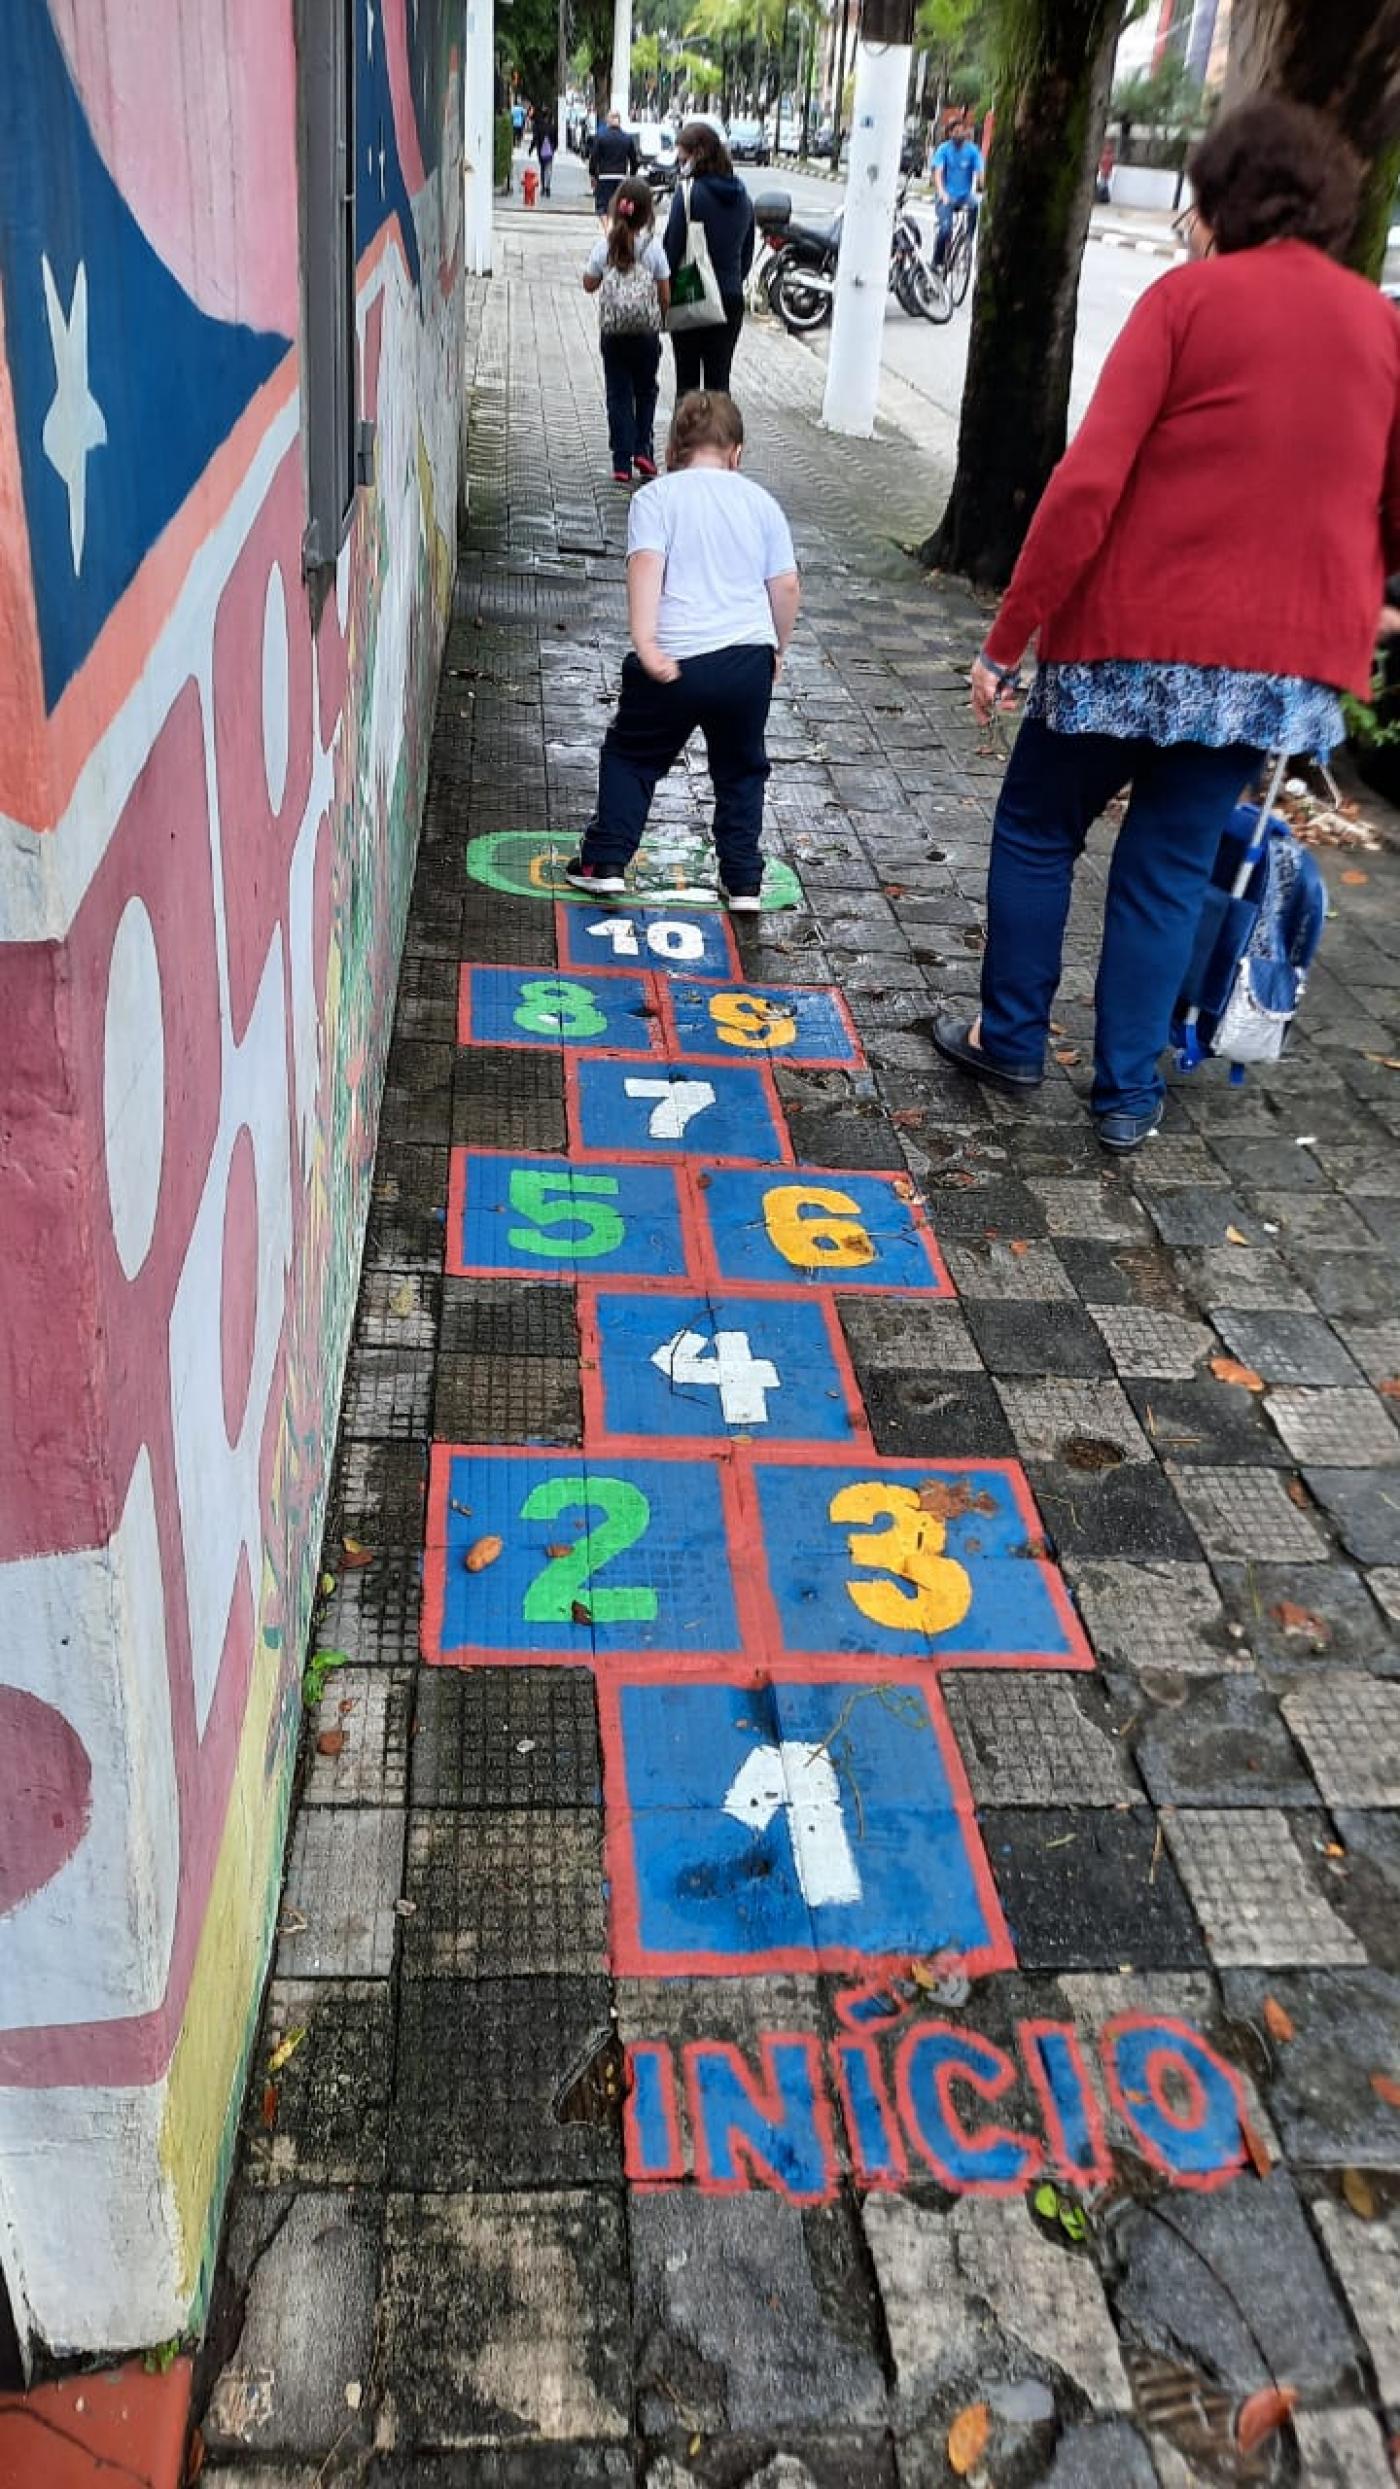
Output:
top-left (507, 1169), bottom-right (625, 1258)
top-left (763, 1183), bottom-right (875, 1270)
top-left (588, 916), bottom-right (705, 963)
top-left (519, 1476), bottom-right (658, 1622)
top-left (830, 1481), bottom-right (973, 1636)
top-left (708, 992), bottom-right (797, 1051)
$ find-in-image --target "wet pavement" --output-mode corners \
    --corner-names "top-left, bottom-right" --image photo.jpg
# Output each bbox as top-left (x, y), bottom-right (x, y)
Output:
top-left (199, 218), bottom-right (1400, 2486)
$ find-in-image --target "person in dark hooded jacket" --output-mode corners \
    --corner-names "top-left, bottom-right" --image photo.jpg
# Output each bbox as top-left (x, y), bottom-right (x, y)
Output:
top-left (663, 121), bottom-right (756, 396)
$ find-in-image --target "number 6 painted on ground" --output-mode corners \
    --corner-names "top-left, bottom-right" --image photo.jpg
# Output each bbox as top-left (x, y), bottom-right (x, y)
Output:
top-left (763, 1183), bottom-right (876, 1270)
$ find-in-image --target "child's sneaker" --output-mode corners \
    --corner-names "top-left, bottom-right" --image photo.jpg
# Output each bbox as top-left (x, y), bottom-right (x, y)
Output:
top-left (611, 468), bottom-right (632, 485)
top-left (634, 454), bottom-right (658, 479)
top-left (563, 855), bottom-right (627, 895)
top-left (723, 887), bottom-right (763, 915)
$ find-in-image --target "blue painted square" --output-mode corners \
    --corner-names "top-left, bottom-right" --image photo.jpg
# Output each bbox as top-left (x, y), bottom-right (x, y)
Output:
top-left (574, 1057), bottom-right (787, 1164)
top-left (594, 1293), bottom-right (856, 1443)
top-left (700, 1167), bottom-right (947, 1293)
top-left (751, 1459), bottom-right (1083, 1664)
top-left (435, 1454), bottom-right (740, 1659)
top-left (614, 1677), bottom-right (1000, 1970)
top-left (465, 966), bottom-right (657, 1053)
top-left (668, 981), bottom-right (859, 1065)
top-left (559, 907), bottom-right (734, 982)
top-left (454, 1153), bottom-right (689, 1281)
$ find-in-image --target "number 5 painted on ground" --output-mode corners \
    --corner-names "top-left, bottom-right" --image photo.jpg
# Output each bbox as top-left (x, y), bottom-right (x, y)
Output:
top-left (763, 1183), bottom-right (875, 1271)
top-left (507, 1168), bottom-right (625, 1258)
top-left (708, 992), bottom-right (798, 1051)
top-left (830, 1481), bottom-right (973, 1636)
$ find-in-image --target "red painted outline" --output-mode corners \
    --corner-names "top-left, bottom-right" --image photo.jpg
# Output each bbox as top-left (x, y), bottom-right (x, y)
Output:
top-left (563, 1049), bottom-right (798, 1169)
top-left (578, 1283), bottom-right (874, 1455)
top-left (1099, 2012), bottom-right (1249, 2194)
top-left (895, 2019), bottom-right (1043, 2197)
top-left (1017, 2018), bottom-right (1113, 2189)
top-left (598, 1669), bottom-right (1016, 1977)
top-left (654, 973), bottom-right (868, 1072)
top-left (832, 2036), bottom-right (910, 2191)
top-left (553, 897), bottom-right (743, 983)
top-left (685, 2033), bottom-right (842, 2204)
top-left (456, 960), bottom-right (666, 1055)
top-left (687, 1163), bottom-right (955, 1301)
top-left (444, 1144), bottom-right (704, 1288)
top-left (623, 2038), bottom-right (685, 2183)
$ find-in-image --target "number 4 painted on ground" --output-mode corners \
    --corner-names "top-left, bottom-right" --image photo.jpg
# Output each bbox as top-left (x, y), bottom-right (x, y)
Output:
top-left (624, 1076), bottom-right (717, 1140)
top-left (651, 1327), bottom-right (780, 1425)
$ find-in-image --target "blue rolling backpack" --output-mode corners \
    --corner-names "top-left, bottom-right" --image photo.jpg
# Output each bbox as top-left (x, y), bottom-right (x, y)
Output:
top-left (1171, 755), bottom-right (1328, 1079)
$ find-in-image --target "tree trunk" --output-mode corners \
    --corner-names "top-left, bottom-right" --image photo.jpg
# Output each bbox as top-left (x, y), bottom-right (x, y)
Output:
top-left (1225, 0), bottom-right (1400, 276)
top-left (919, 0), bottom-right (1120, 584)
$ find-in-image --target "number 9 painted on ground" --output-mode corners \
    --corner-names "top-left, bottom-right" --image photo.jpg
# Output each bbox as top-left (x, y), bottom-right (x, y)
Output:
top-left (708, 992), bottom-right (799, 1052)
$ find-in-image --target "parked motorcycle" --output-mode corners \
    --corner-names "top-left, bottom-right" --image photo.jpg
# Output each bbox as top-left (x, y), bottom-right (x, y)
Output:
top-left (756, 182), bottom-right (948, 334)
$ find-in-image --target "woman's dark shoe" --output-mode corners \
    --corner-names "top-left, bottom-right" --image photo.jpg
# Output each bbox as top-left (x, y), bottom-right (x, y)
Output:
top-left (928, 1013), bottom-right (1044, 1092)
top-left (1095, 1106), bottom-right (1163, 1153)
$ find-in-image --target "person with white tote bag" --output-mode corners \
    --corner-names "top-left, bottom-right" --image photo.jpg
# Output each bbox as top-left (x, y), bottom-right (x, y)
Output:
top-left (661, 121), bottom-right (756, 396)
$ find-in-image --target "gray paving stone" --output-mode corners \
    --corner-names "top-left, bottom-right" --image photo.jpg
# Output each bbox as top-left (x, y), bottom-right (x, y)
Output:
top-left (434, 1350), bottom-right (581, 1444)
top-left (403, 1809), bottom-right (607, 1976)
top-left (837, 1298), bottom-right (982, 1372)
top-left (1141, 1186), bottom-right (1263, 1248)
top-left (1337, 1317), bottom-right (1400, 1385)
top-left (358, 1263), bottom-right (440, 1350)
top-left (1107, 2171), bottom-right (1358, 2398)
top-left (241, 1979), bottom-right (393, 2188)
top-left (341, 1345), bottom-right (435, 1437)
top-left (277, 1807), bottom-right (405, 1978)
top-left (1163, 1810), bottom-right (1365, 1966)
top-left (943, 1239), bottom-right (1077, 1301)
top-left (943, 1674), bottom-right (1143, 1805)
top-left (865, 2194), bottom-right (1131, 2421)
top-left (1211, 1308), bottom-right (1364, 1388)
top-left (1213, 1558), bottom-right (1400, 1674)
top-left (1174, 1245), bottom-right (1313, 1314)
top-left (1370, 1565), bottom-right (1400, 1623)
top-left (303, 1667), bottom-right (412, 1806)
top-left (641, 2436), bottom-right (896, 2488)
top-left (860, 1368), bottom-right (1017, 1459)
top-left (961, 1299), bottom-right (1116, 1376)
top-left (996, 1378), bottom-right (1152, 1466)
top-left (1066, 1560), bottom-right (1239, 1675)
top-left (334, 1437), bottom-right (430, 1542)
top-left (1302, 1466), bottom-right (1400, 1564)
top-left (380, 2190), bottom-right (631, 2447)
top-left (1028, 1462), bottom-right (1205, 1563)
top-left (370, 2452), bottom-right (634, 2486)
top-left (1331, 1809), bottom-right (1400, 1969)
top-left (1307, 2207), bottom-right (1400, 2402)
top-left (411, 1667), bottom-right (602, 1808)
top-left (1224, 1969), bottom-right (1400, 2165)
top-left (1039, 2421), bottom-right (1157, 2487)
top-left (983, 1808), bottom-right (1205, 1968)
top-left (1125, 1376), bottom-right (1291, 1466)
top-left (1054, 1239), bottom-right (1193, 1311)
top-left (1028, 1180), bottom-right (1151, 1243)
top-left (439, 1278), bottom-right (579, 1360)
top-left (1132, 1674), bottom-right (1321, 1808)
top-left (631, 2193), bottom-right (886, 2437)
top-left (1087, 1307), bottom-right (1212, 1380)
top-left (1282, 1673), bottom-right (1400, 1805)
top-left (454, 1044), bottom-right (568, 1152)
top-left (392, 1976), bottom-right (620, 2187)
top-left (1167, 1466), bottom-right (1329, 1562)
top-left (1250, 1190), bottom-right (1378, 1248)
top-left (1266, 1387), bottom-right (1400, 1467)
top-left (1286, 1250), bottom-right (1398, 1320)
top-left (205, 2190), bottom-right (381, 2456)
top-left (1292, 2408), bottom-right (1397, 2489)
top-left (312, 1549), bottom-right (422, 1665)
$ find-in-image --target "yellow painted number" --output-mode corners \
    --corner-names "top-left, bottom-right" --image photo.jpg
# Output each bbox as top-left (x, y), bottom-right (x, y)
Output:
top-left (709, 991), bottom-right (798, 1052)
top-left (831, 1481), bottom-right (973, 1638)
top-left (763, 1183), bottom-right (875, 1271)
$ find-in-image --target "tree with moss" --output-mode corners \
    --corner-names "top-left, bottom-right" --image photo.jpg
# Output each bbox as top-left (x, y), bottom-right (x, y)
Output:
top-left (1225, 0), bottom-right (1400, 278)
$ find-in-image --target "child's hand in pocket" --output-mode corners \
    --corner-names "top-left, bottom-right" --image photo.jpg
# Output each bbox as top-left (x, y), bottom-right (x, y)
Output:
top-left (637, 642), bottom-right (680, 683)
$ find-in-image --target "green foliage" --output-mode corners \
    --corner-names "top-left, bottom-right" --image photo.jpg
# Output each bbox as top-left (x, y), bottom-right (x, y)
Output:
top-left (496, 0), bottom-right (558, 115)
top-left (494, 111), bottom-right (514, 188)
top-left (1343, 665), bottom-right (1400, 752)
top-left (1112, 51), bottom-right (1200, 138)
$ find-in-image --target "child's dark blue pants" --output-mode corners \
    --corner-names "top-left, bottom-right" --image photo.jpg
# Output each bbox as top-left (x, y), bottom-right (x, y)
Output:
top-left (583, 645), bottom-right (774, 893)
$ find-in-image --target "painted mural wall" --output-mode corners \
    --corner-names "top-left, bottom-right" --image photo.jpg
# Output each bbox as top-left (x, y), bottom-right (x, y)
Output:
top-left (0, 0), bottom-right (462, 2353)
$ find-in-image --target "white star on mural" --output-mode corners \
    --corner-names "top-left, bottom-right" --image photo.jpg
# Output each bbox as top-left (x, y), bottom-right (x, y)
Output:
top-left (41, 256), bottom-right (107, 576)
top-left (367, 0), bottom-right (376, 59)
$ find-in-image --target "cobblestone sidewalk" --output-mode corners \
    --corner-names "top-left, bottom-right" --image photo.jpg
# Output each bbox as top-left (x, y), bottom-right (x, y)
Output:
top-left (202, 222), bottom-right (1400, 2488)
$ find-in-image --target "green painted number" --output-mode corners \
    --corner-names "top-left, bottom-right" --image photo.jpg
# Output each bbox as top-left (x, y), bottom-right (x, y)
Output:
top-left (506, 1169), bottom-right (625, 1259)
top-left (519, 1476), bottom-right (658, 1623)
top-left (514, 977), bottom-right (608, 1039)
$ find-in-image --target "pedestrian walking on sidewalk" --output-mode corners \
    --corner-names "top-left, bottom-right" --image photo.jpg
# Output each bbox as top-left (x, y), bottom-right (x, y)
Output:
top-left (565, 390), bottom-right (801, 911)
top-left (583, 179), bottom-right (671, 484)
top-left (663, 123), bottom-right (756, 397)
top-left (589, 109), bottom-right (640, 223)
top-left (933, 97), bottom-right (1400, 1154)
top-left (533, 119), bottom-right (555, 198)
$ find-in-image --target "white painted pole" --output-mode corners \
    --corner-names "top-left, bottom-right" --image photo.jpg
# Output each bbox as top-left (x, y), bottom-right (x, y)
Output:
top-left (611, 0), bottom-right (634, 119)
top-left (820, 34), bottom-right (911, 437)
top-left (464, 0), bottom-right (496, 274)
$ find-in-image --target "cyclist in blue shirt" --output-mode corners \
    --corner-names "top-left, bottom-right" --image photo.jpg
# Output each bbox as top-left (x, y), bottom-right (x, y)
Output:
top-left (933, 114), bottom-right (984, 265)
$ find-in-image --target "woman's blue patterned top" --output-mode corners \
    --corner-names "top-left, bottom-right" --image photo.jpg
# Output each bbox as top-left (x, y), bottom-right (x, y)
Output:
top-left (1026, 659), bottom-right (1343, 761)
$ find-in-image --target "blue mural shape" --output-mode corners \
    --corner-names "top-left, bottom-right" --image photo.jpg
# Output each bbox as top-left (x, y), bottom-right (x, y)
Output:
top-left (559, 906), bottom-right (734, 982)
top-left (454, 1153), bottom-right (689, 1280)
top-left (593, 1292), bottom-right (856, 1443)
top-left (433, 1453), bottom-right (740, 1659)
top-left (355, 0), bottom-right (423, 288)
top-left (699, 1167), bottom-right (946, 1293)
top-left (574, 1057), bottom-right (787, 1163)
top-left (751, 1459), bottom-right (1083, 1663)
top-left (615, 1677), bottom-right (999, 1970)
top-left (668, 981), bottom-right (859, 1064)
top-left (0, 0), bottom-right (287, 707)
top-left (464, 967), bottom-right (658, 1054)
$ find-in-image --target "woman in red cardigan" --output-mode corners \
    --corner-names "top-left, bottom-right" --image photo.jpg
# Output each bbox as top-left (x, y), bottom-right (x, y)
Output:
top-left (932, 98), bottom-right (1400, 1150)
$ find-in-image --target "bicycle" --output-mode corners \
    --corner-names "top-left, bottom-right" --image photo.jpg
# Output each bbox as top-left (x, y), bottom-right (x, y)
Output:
top-left (938, 198), bottom-right (977, 308)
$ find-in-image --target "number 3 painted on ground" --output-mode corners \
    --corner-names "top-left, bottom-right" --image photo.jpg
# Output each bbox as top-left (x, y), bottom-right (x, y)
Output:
top-left (708, 992), bottom-right (797, 1051)
top-left (830, 1481), bottom-right (973, 1636)
top-left (763, 1183), bottom-right (875, 1270)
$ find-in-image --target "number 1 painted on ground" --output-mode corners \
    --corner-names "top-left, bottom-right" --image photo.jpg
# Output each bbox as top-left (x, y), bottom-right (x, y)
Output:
top-left (724, 1742), bottom-right (862, 1908)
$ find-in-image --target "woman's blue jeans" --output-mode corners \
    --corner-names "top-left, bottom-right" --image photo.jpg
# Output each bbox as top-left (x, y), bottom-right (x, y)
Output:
top-left (980, 717), bottom-right (1263, 1119)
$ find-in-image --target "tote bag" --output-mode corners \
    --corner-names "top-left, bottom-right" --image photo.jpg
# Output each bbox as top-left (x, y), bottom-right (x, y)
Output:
top-left (666, 181), bottom-right (727, 332)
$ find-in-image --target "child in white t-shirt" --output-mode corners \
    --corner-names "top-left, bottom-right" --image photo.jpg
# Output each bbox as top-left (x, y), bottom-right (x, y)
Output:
top-left (565, 391), bottom-right (800, 911)
top-left (583, 178), bottom-right (671, 484)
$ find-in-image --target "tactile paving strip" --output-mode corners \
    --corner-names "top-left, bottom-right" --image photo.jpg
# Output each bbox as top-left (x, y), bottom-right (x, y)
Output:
top-left (242, 1978), bottom-right (394, 2187)
top-left (411, 1667), bottom-right (602, 1808)
top-left (453, 1045), bottom-right (568, 1152)
top-left (433, 1352), bottom-right (581, 1445)
top-left (402, 1809), bottom-right (608, 1975)
top-left (390, 1975), bottom-right (620, 2188)
top-left (439, 1277), bottom-right (579, 1359)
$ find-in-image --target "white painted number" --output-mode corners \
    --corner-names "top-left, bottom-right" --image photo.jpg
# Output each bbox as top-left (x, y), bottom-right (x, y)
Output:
top-left (652, 1327), bottom-right (780, 1426)
top-left (724, 1743), bottom-right (862, 1908)
top-left (587, 915), bottom-right (705, 962)
top-left (624, 1076), bottom-right (717, 1141)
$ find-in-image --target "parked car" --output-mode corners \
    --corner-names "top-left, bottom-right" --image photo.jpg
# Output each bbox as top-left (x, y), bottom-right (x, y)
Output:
top-left (729, 118), bottom-right (771, 165)
top-left (633, 122), bottom-right (679, 192)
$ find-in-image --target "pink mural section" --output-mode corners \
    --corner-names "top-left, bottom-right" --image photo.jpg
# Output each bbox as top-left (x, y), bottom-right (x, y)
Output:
top-left (0, 0), bottom-right (463, 2353)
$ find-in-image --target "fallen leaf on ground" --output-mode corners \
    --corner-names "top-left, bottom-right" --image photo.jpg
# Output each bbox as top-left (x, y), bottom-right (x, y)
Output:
top-left (1340, 869), bottom-right (1369, 885)
top-left (571, 1599), bottom-right (592, 1625)
top-left (891, 1107), bottom-right (925, 1127)
top-left (1285, 1478), bottom-right (1312, 1508)
top-left (341, 1536), bottom-right (374, 1568)
top-left (1378, 1378), bottom-right (1400, 1400)
top-left (316, 1729), bottom-right (347, 1758)
top-left (947, 2402), bottom-right (990, 2476)
top-left (1236, 2385), bottom-right (1298, 2453)
top-left (918, 1479), bottom-right (997, 1520)
top-left (1342, 2166), bottom-right (1377, 2219)
top-left (1370, 2071), bottom-right (1400, 2110)
top-left (387, 1279), bottom-right (417, 1317)
top-left (465, 1534), bottom-right (503, 1572)
top-left (260, 2084), bottom-right (278, 2130)
top-left (1209, 1355), bottom-right (1265, 1391)
top-left (1008, 1238), bottom-right (1030, 1257)
top-left (1241, 2117), bottom-right (1274, 2178)
top-left (1053, 1046), bottom-right (1082, 1067)
top-left (1224, 1225), bottom-right (1250, 1246)
top-left (545, 1543), bottom-right (574, 1558)
top-left (1262, 1994), bottom-right (1296, 2044)
top-left (1271, 1601), bottom-right (1328, 1644)
top-left (185, 2423), bottom-right (206, 2484)
top-left (267, 2027), bottom-right (307, 2076)
top-left (1363, 1055), bottom-right (1400, 1071)
top-left (1032, 2181), bottom-right (1060, 2218)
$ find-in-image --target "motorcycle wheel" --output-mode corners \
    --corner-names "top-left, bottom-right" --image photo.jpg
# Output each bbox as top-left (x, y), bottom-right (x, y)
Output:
top-left (775, 263), bottom-right (833, 333)
top-left (908, 256), bottom-right (953, 324)
top-left (764, 245), bottom-right (793, 313)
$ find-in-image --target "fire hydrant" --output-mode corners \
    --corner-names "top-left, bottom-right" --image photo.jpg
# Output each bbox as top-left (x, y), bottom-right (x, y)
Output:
top-left (522, 165), bottom-right (539, 207)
